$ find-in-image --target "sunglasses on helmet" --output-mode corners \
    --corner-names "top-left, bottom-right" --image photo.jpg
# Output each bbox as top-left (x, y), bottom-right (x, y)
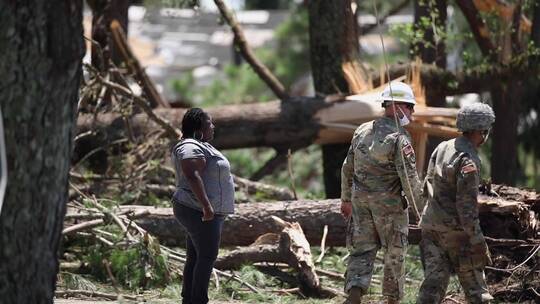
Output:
top-left (397, 103), bottom-right (414, 111)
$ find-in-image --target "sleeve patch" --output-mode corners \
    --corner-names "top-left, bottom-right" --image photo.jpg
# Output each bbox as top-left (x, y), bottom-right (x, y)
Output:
top-left (461, 163), bottom-right (477, 174)
top-left (402, 143), bottom-right (414, 157)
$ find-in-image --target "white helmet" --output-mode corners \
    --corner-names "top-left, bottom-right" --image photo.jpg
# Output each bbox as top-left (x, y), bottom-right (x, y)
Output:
top-left (380, 81), bottom-right (417, 106)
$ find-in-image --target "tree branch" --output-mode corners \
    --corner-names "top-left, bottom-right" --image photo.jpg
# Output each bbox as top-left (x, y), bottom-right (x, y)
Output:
top-left (250, 150), bottom-right (288, 181)
top-left (110, 20), bottom-right (170, 108)
top-left (369, 61), bottom-right (540, 95)
top-left (454, 0), bottom-right (496, 59)
top-left (359, 0), bottom-right (410, 34)
top-left (213, 0), bottom-right (289, 100)
top-left (55, 290), bottom-right (138, 301)
top-left (87, 65), bottom-right (181, 139)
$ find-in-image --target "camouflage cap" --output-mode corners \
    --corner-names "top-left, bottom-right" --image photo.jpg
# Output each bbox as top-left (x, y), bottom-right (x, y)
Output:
top-left (456, 103), bottom-right (495, 132)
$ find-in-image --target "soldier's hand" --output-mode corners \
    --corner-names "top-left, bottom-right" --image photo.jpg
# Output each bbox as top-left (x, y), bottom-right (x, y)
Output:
top-left (470, 237), bottom-right (492, 266)
top-left (341, 200), bottom-right (352, 220)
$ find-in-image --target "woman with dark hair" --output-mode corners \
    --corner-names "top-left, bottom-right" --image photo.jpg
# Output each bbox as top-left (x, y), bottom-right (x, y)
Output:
top-left (171, 108), bottom-right (235, 304)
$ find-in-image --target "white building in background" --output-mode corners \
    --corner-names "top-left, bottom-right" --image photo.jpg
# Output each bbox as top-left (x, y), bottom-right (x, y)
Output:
top-left (84, 3), bottom-right (427, 103)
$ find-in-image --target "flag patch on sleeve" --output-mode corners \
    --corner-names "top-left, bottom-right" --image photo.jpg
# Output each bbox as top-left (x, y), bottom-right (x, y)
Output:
top-left (461, 163), bottom-right (477, 174)
top-left (402, 143), bottom-right (414, 156)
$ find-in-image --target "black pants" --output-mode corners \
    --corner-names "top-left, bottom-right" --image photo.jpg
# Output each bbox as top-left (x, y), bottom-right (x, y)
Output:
top-left (173, 203), bottom-right (224, 304)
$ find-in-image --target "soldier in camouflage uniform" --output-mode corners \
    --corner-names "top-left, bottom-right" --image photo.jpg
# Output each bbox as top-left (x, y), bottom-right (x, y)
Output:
top-left (417, 103), bottom-right (495, 304)
top-left (341, 82), bottom-right (423, 304)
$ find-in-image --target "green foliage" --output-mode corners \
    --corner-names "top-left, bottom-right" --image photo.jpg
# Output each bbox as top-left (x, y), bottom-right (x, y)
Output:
top-left (313, 246), bottom-right (348, 274)
top-left (171, 64), bottom-right (274, 107)
top-left (67, 242), bottom-right (474, 303)
top-left (170, 4), bottom-right (311, 107)
top-left (224, 145), bottom-right (325, 199)
top-left (223, 148), bottom-right (275, 177)
top-left (84, 240), bottom-right (172, 290)
top-left (60, 272), bottom-right (98, 291)
top-left (263, 145), bottom-right (325, 199)
top-left (265, 6), bottom-right (310, 87)
top-left (479, 137), bottom-right (493, 181)
top-left (170, 72), bottom-right (195, 107)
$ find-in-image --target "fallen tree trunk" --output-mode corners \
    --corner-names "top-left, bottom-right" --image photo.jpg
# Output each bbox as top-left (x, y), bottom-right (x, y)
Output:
top-left (77, 96), bottom-right (458, 151)
top-left (95, 189), bottom-right (538, 247)
top-left (143, 175), bottom-right (294, 202)
top-left (77, 97), bottom-right (327, 151)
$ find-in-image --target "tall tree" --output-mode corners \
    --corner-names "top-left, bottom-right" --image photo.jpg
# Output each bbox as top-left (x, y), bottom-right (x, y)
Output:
top-left (455, 0), bottom-right (538, 185)
top-left (87, 0), bottom-right (129, 70)
top-left (0, 0), bottom-right (84, 302)
top-left (308, 0), bottom-right (368, 198)
top-left (412, 0), bottom-right (447, 171)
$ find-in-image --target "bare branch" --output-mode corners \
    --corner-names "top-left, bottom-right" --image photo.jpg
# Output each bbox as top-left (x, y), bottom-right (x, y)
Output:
top-left (89, 67), bottom-right (181, 139)
top-left (213, 0), bottom-right (289, 100)
top-left (454, 0), bottom-right (496, 59)
top-left (110, 20), bottom-right (170, 108)
top-left (55, 290), bottom-right (138, 301)
top-left (359, 0), bottom-right (410, 34)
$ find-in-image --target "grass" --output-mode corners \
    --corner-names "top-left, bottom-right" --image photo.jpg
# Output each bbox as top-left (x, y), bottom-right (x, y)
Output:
top-left (61, 240), bottom-right (500, 303)
top-left (180, 245), bottom-right (430, 303)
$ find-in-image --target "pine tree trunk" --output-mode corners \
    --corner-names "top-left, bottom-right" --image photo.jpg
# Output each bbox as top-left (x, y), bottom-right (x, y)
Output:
top-left (491, 82), bottom-right (522, 185)
top-left (100, 192), bottom-right (539, 248)
top-left (88, 0), bottom-right (129, 69)
top-left (308, 0), bottom-right (366, 198)
top-left (0, 1), bottom-right (84, 302)
top-left (413, 0), bottom-right (447, 173)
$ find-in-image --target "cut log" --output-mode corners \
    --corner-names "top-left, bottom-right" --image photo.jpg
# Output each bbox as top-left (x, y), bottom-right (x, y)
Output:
top-left (86, 186), bottom-right (538, 247)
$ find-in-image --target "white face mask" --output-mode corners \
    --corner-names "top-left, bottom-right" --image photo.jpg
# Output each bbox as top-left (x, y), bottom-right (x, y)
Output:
top-left (397, 106), bottom-right (410, 126)
top-left (480, 129), bottom-right (490, 144)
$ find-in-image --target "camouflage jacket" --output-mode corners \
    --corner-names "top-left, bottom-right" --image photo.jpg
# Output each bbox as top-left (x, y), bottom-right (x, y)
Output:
top-left (419, 136), bottom-right (484, 243)
top-left (341, 116), bottom-right (422, 206)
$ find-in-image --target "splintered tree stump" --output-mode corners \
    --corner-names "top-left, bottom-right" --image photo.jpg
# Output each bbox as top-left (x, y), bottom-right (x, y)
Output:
top-left (215, 216), bottom-right (333, 298)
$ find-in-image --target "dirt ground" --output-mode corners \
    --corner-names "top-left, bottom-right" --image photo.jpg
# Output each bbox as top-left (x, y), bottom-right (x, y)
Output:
top-left (55, 300), bottom-right (241, 304)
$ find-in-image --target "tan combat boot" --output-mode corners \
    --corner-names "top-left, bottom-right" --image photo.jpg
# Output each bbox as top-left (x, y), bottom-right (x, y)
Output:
top-left (343, 286), bottom-right (363, 304)
top-left (480, 292), bottom-right (494, 303)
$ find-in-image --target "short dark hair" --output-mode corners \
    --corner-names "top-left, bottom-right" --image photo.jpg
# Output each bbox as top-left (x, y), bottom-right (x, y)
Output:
top-left (181, 108), bottom-right (208, 138)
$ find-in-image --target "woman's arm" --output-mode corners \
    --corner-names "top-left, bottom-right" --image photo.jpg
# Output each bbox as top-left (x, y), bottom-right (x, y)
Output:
top-left (181, 158), bottom-right (214, 221)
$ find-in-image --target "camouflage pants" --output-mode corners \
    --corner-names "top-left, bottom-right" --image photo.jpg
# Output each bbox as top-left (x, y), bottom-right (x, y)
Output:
top-left (417, 229), bottom-right (491, 304)
top-left (345, 196), bottom-right (409, 300)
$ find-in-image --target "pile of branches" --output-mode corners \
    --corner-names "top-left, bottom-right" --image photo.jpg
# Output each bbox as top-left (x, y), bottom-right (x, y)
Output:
top-left (60, 183), bottom-right (296, 301)
top-left (479, 184), bottom-right (540, 303)
top-left (64, 34), bottom-right (298, 300)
